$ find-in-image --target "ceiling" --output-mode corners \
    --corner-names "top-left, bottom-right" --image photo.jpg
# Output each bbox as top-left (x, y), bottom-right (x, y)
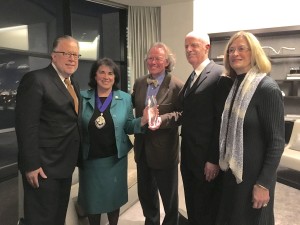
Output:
top-left (93, 0), bottom-right (192, 7)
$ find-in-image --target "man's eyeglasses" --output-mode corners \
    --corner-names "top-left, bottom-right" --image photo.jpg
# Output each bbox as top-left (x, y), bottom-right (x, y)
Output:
top-left (53, 51), bottom-right (81, 59)
top-left (228, 46), bottom-right (250, 55)
top-left (146, 57), bottom-right (165, 62)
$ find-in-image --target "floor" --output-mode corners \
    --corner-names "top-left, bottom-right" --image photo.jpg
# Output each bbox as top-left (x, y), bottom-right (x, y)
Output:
top-left (0, 171), bottom-right (299, 225)
top-left (118, 173), bottom-right (300, 225)
top-left (0, 177), bottom-right (18, 225)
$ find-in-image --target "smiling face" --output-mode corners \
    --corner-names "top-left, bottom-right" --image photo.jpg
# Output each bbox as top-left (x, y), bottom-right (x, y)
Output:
top-left (95, 65), bottom-right (115, 93)
top-left (51, 39), bottom-right (79, 78)
top-left (185, 35), bottom-right (209, 69)
top-left (228, 37), bottom-right (252, 75)
top-left (146, 47), bottom-right (169, 78)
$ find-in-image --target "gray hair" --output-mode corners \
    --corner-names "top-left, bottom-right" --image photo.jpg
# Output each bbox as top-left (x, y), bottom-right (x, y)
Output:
top-left (146, 42), bottom-right (176, 72)
top-left (52, 35), bottom-right (79, 51)
top-left (185, 31), bottom-right (210, 45)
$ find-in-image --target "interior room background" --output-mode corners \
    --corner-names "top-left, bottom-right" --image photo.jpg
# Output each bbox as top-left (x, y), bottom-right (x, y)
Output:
top-left (0, 0), bottom-right (299, 224)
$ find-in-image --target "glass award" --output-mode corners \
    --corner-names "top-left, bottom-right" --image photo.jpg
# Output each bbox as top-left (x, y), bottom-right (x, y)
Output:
top-left (147, 95), bottom-right (158, 127)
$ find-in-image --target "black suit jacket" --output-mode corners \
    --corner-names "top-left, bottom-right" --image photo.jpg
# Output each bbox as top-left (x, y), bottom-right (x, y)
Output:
top-left (180, 61), bottom-right (228, 176)
top-left (132, 72), bottom-right (183, 169)
top-left (15, 64), bottom-right (81, 178)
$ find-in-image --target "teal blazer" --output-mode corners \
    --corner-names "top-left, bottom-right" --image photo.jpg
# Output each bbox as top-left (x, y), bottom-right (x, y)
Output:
top-left (80, 89), bottom-right (142, 160)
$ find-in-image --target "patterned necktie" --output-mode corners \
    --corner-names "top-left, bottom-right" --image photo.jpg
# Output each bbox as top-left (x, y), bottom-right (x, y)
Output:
top-left (189, 71), bottom-right (196, 87)
top-left (64, 78), bottom-right (78, 114)
top-left (147, 77), bottom-right (159, 88)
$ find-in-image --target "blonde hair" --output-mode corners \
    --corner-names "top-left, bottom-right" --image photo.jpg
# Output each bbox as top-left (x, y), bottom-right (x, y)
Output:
top-left (223, 31), bottom-right (271, 77)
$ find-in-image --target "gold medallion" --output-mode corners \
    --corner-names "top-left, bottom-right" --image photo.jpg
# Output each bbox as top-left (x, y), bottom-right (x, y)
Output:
top-left (95, 113), bottom-right (106, 129)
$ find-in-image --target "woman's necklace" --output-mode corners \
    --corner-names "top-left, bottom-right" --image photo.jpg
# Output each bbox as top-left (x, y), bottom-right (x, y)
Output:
top-left (94, 91), bottom-right (113, 129)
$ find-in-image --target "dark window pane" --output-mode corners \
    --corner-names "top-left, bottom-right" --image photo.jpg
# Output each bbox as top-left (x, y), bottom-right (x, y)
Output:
top-left (0, 0), bottom-right (58, 53)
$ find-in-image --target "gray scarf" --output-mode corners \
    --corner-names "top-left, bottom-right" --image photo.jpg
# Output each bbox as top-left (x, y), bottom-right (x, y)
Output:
top-left (219, 67), bottom-right (266, 183)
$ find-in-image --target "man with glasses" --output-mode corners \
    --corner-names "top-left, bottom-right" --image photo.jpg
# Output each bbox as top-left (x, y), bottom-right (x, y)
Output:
top-left (179, 31), bottom-right (233, 225)
top-left (15, 35), bottom-right (81, 225)
top-left (132, 42), bottom-right (183, 225)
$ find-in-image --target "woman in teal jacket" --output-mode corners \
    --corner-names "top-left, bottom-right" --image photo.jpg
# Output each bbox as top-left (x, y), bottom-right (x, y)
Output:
top-left (77, 58), bottom-right (147, 225)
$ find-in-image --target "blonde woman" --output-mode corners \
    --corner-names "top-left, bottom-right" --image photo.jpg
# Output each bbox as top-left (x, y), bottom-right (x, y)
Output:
top-left (217, 31), bottom-right (285, 225)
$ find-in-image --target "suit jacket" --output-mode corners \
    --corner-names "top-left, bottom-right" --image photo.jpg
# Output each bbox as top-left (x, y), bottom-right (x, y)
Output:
top-left (15, 64), bottom-right (81, 178)
top-left (180, 60), bottom-right (227, 175)
top-left (132, 72), bottom-right (183, 169)
top-left (80, 89), bottom-right (143, 160)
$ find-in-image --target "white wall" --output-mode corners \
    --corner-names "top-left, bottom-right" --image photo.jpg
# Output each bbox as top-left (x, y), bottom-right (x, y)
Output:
top-left (161, 1), bottom-right (194, 83)
top-left (194, 0), bottom-right (300, 33)
top-left (161, 0), bottom-right (300, 83)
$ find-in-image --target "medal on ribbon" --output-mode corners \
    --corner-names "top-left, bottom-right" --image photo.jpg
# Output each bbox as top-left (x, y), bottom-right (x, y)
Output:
top-left (95, 91), bottom-right (113, 129)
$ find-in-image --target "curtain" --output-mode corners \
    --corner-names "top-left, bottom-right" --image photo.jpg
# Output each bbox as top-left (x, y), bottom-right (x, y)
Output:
top-left (127, 6), bottom-right (161, 91)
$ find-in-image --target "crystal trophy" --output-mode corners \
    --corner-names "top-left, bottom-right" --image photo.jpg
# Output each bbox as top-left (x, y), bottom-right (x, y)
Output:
top-left (147, 95), bottom-right (158, 127)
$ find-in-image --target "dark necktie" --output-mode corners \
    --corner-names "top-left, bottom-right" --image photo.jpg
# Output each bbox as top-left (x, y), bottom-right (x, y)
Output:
top-left (147, 77), bottom-right (159, 88)
top-left (185, 71), bottom-right (196, 94)
top-left (189, 71), bottom-right (196, 86)
top-left (64, 78), bottom-right (78, 114)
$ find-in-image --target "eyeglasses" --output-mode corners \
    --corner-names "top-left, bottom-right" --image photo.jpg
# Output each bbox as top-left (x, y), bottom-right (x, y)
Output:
top-left (53, 51), bottom-right (81, 59)
top-left (146, 57), bottom-right (165, 62)
top-left (228, 46), bottom-right (250, 55)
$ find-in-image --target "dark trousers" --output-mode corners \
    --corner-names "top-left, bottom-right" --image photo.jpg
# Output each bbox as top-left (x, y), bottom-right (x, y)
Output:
top-left (137, 154), bottom-right (179, 225)
top-left (22, 175), bottom-right (72, 225)
top-left (180, 161), bottom-right (222, 225)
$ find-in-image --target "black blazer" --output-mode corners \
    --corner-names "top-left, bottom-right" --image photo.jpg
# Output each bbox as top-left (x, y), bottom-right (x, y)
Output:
top-left (180, 61), bottom-right (230, 174)
top-left (15, 64), bottom-right (81, 178)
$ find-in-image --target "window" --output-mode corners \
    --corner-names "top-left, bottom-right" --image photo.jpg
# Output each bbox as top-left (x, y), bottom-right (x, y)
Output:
top-left (70, 0), bottom-right (128, 90)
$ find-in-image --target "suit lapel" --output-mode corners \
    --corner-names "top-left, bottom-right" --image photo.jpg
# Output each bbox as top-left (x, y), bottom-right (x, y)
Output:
top-left (156, 73), bottom-right (171, 105)
top-left (184, 61), bottom-right (214, 97)
top-left (139, 76), bottom-right (149, 105)
top-left (48, 65), bottom-right (72, 99)
top-left (85, 89), bottom-right (95, 110)
top-left (111, 90), bottom-right (123, 109)
top-left (48, 65), bottom-right (79, 112)
top-left (136, 73), bottom-right (170, 107)
top-left (189, 69), bottom-right (208, 92)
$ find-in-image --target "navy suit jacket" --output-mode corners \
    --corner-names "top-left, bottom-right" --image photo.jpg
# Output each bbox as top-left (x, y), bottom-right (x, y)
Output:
top-left (15, 64), bottom-right (81, 178)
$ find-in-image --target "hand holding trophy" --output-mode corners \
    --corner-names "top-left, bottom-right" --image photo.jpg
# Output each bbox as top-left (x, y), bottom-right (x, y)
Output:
top-left (147, 95), bottom-right (161, 130)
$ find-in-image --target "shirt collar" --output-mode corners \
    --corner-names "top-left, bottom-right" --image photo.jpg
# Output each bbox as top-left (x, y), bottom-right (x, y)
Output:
top-left (149, 71), bottom-right (165, 86)
top-left (52, 62), bottom-right (68, 83)
top-left (194, 58), bottom-right (210, 76)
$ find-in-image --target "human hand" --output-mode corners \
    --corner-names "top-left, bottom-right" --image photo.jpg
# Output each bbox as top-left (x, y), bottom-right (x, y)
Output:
top-left (25, 167), bottom-right (47, 188)
top-left (141, 106), bottom-right (149, 126)
top-left (252, 184), bottom-right (270, 208)
top-left (204, 162), bottom-right (219, 182)
top-left (148, 116), bottom-right (162, 130)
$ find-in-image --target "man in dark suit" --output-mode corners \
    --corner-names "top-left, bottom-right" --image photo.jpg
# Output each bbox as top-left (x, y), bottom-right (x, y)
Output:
top-left (132, 42), bottom-right (183, 225)
top-left (15, 35), bottom-right (81, 225)
top-left (179, 31), bottom-right (228, 225)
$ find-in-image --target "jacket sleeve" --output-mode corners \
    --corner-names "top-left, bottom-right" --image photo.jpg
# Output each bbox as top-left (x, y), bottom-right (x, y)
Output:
top-left (15, 72), bottom-right (43, 173)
